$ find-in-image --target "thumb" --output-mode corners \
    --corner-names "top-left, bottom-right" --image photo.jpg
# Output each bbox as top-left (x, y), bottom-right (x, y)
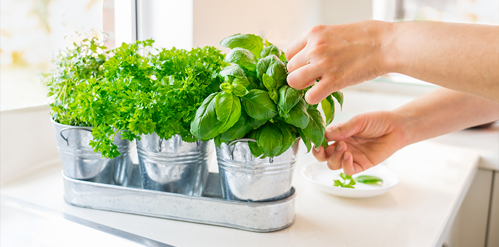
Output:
top-left (325, 115), bottom-right (365, 141)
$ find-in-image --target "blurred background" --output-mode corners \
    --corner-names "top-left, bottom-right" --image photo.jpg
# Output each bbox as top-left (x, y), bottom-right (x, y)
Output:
top-left (1, 0), bottom-right (498, 112)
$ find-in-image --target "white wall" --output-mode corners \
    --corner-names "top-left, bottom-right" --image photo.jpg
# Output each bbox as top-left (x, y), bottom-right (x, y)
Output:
top-left (193, 0), bottom-right (372, 50)
top-left (0, 106), bottom-right (60, 185)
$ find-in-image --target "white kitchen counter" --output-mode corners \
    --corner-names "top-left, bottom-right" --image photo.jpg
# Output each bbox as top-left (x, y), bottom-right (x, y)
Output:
top-left (2, 88), bottom-right (497, 246)
top-left (1, 140), bottom-right (479, 247)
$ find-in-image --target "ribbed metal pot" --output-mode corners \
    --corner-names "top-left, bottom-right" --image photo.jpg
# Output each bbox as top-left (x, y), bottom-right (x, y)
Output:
top-left (216, 139), bottom-right (299, 202)
top-left (136, 133), bottom-right (213, 196)
top-left (51, 119), bottom-right (133, 185)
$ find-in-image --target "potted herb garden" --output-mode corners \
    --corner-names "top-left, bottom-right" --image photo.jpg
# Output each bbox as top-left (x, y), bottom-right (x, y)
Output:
top-left (46, 36), bottom-right (133, 185)
top-left (82, 39), bottom-right (227, 196)
top-left (190, 34), bottom-right (344, 202)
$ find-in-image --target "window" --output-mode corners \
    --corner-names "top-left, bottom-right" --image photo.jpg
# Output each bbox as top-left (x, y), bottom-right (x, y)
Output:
top-left (0, 0), bottom-right (106, 111)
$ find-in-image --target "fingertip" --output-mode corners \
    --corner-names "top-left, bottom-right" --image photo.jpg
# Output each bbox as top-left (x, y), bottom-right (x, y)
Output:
top-left (341, 151), bottom-right (354, 175)
top-left (313, 145), bottom-right (327, 162)
top-left (304, 90), bottom-right (321, 105)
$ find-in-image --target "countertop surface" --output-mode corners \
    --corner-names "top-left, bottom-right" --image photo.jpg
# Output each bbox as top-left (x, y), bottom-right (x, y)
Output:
top-left (1, 140), bottom-right (479, 247)
top-left (2, 89), bottom-right (497, 247)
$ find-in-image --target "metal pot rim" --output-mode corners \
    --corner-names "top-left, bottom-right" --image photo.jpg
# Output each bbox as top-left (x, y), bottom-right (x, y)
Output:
top-left (50, 117), bottom-right (93, 130)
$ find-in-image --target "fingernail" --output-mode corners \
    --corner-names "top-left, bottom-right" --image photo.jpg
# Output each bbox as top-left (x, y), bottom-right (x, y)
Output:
top-left (314, 146), bottom-right (320, 152)
top-left (343, 152), bottom-right (349, 160)
top-left (336, 141), bottom-right (343, 151)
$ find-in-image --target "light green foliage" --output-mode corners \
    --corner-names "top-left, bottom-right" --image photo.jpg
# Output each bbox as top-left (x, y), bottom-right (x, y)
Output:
top-left (333, 173), bottom-right (357, 189)
top-left (334, 173), bottom-right (383, 189)
top-left (46, 34), bottom-right (227, 158)
top-left (355, 175), bottom-right (383, 185)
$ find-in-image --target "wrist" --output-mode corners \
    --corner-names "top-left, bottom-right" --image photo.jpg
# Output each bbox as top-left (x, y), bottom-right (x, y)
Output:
top-left (377, 21), bottom-right (401, 74)
top-left (391, 107), bottom-right (421, 148)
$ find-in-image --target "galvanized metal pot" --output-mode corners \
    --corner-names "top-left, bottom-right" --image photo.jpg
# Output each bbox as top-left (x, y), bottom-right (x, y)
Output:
top-left (216, 139), bottom-right (299, 202)
top-left (136, 133), bottom-right (213, 196)
top-left (51, 119), bottom-right (133, 185)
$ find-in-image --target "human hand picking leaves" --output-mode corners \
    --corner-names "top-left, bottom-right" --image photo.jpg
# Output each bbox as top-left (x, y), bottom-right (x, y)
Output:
top-left (312, 88), bottom-right (499, 175)
top-left (313, 111), bottom-right (409, 176)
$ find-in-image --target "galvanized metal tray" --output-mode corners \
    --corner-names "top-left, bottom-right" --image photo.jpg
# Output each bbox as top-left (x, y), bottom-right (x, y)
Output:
top-left (63, 165), bottom-right (296, 232)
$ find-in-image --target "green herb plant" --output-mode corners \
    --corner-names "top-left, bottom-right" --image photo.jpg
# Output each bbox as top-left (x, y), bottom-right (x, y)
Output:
top-left (45, 34), bottom-right (109, 127)
top-left (85, 40), bottom-right (227, 158)
top-left (190, 33), bottom-right (344, 158)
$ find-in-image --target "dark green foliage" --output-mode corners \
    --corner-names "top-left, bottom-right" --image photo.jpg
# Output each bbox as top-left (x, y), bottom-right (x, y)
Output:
top-left (190, 33), bottom-right (345, 158)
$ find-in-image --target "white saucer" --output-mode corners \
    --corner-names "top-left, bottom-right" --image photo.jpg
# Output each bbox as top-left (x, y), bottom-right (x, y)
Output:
top-left (301, 162), bottom-right (400, 198)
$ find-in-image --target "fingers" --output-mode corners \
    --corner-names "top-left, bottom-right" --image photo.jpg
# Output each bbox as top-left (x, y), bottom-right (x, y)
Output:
top-left (325, 116), bottom-right (365, 141)
top-left (312, 145), bottom-right (326, 162)
top-left (326, 141), bottom-right (345, 170)
top-left (304, 76), bottom-right (343, 105)
top-left (341, 151), bottom-right (355, 175)
top-left (285, 31), bottom-right (308, 61)
top-left (287, 64), bottom-right (323, 90)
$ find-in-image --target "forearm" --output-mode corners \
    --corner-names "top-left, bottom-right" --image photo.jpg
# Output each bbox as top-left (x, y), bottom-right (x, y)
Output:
top-left (393, 88), bottom-right (499, 146)
top-left (382, 21), bottom-right (499, 101)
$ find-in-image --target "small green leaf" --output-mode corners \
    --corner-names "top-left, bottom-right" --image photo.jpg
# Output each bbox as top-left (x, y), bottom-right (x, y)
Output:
top-left (260, 45), bottom-right (281, 58)
top-left (301, 106), bottom-right (325, 147)
top-left (332, 91), bottom-right (344, 110)
top-left (241, 89), bottom-right (277, 120)
top-left (321, 95), bottom-right (335, 126)
top-left (220, 34), bottom-right (264, 58)
top-left (257, 122), bottom-right (283, 157)
top-left (225, 48), bottom-right (257, 71)
top-left (278, 85), bottom-right (302, 114)
top-left (355, 175), bottom-right (383, 185)
top-left (220, 110), bottom-right (253, 143)
top-left (190, 93), bottom-right (223, 141)
top-left (215, 92), bottom-right (241, 133)
top-left (284, 99), bottom-right (310, 129)
top-left (249, 117), bottom-right (267, 129)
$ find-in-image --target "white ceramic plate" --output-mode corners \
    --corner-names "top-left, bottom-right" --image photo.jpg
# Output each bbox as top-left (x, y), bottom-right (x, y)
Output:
top-left (301, 162), bottom-right (400, 198)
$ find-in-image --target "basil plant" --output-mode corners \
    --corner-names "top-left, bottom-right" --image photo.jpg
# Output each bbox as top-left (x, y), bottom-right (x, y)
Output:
top-left (191, 34), bottom-right (344, 158)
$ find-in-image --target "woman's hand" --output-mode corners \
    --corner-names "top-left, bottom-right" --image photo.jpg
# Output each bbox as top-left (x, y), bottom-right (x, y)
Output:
top-left (286, 21), bottom-right (393, 105)
top-left (312, 111), bottom-right (410, 175)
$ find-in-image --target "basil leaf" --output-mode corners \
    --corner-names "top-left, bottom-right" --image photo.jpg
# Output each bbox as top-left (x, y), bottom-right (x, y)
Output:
top-left (278, 85), bottom-right (302, 114)
top-left (355, 175), bottom-right (383, 185)
top-left (241, 89), bottom-right (277, 120)
top-left (220, 65), bottom-right (248, 82)
top-left (266, 56), bottom-right (287, 88)
top-left (321, 95), bottom-right (335, 126)
top-left (249, 117), bottom-right (267, 129)
top-left (260, 45), bottom-right (281, 58)
top-left (220, 110), bottom-right (253, 142)
top-left (276, 121), bottom-right (296, 156)
top-left (257, 122), bottom-right (283, 157)
top-left (232, 83), bottom-right (248, 97)
top-left (215, 92), bottom-right (241, 133)
top-left (279, 51), bottom-right (287, 62)
top-left (262, 74), bottom-right (276, 92)
top-left (302, 106), bottom-right (325, 147)
top-left (220, 34), bottom-right (264, 58)
top-left (332, 91), bottom-right (344, 110)
top-left (262, 74), bottom-right (279, 104)
top-left (248, 129), bottom-right (264, 157)
top-left (256, 56), bottom-right (272, 81)
top-left (190, 93), bottom-right (223, 141)
top-left (225, 48), bottom-right (257, 71)
top-left (284, 99), bottom-right (310, 129)
top-left (297, 127), bottom-right (312, 152)
top-left (214, 135), bottom-right (222, 148)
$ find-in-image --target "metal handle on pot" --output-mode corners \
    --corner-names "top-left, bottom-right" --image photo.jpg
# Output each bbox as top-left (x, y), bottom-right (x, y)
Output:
top-left (227, 138), bottom-right (257, 160)
top-left (60, 128), bottom-right (92, 146)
